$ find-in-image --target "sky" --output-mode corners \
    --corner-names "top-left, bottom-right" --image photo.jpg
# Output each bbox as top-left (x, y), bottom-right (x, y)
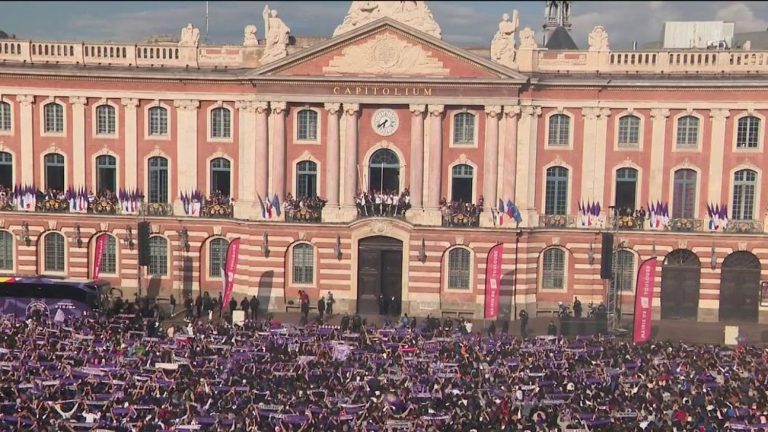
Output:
top-left (1, 1), bottom-right (767, 49)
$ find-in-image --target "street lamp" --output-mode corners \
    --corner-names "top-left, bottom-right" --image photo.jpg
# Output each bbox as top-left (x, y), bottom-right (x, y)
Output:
top-left (588, 243), bottom-right (595, 265)
top-left (710, 245), bottom-right (717, 270)
top-left (418, 238), bottom-right (427, 263)
top-left (179, 227), bottom-right (190, 251)
top-left (333, 234), bottom-right (343, 260)
top-left (124, 226), bottom-right (134, 250)
top-left (261, 232), bottom-right (270, 256)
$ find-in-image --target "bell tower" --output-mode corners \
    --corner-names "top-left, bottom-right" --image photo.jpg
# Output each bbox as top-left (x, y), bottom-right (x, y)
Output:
top-left (544, 0), bottom-right (572, 32)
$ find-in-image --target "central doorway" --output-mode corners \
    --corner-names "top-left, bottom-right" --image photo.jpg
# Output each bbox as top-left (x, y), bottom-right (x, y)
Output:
top-left (357, 236), bottom-right (403, 315)
top-left (660, 249), bottom-right (701, 320)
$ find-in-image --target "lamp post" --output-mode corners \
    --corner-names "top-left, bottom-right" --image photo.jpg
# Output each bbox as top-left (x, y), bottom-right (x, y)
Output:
top-left (513, 230), bottom-right (523, 319)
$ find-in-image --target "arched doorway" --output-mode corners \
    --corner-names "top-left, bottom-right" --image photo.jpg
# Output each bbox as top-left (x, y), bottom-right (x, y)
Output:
top-left (719, 251), bottom-right (760, 322)
top-left (368, 149), bottom-right (400, 193)
top-left (661, 249), bottom-right (700, 320)
top-left (357, 236), bottom-right (403, 315)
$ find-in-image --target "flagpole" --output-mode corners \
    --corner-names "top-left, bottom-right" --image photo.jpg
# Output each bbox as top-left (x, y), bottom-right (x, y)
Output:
top-left (205, 1), bottom-right (209, 41)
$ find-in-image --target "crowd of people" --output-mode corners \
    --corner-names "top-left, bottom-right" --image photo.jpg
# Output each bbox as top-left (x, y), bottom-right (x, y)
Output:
top-left (283, 194), bottom-right (327, 223)
top-left (0, 299), bottom-right (766, 431)
top-left (355, 190), bottom-right (411, 218)
top-left (440, 197), bottom-right (484, 227)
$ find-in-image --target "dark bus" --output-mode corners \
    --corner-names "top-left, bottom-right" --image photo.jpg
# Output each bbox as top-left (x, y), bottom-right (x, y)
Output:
top-left (0, 276), bottom-right (112, 319)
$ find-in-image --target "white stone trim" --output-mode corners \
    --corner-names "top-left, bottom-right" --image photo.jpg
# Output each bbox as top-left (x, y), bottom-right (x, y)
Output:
top-left (292, 106), bottom-right (322, 145)
top-left (205, 152), bottom-right (234, 197)
top-left (143, 101), bottom-right (173, 141)
top-left (290, 151), bottom-right (322, 198)
top-left (538, 246), bottom-right (570, 292)
top-left (447, 155), bottom-right (479, 204)
top-left (545, 109), bottom-right (575, 149)
top-left (448, 109), bottom-right (479, 148)
top-left (442, 245), bottom-right (476, 293)
top-left (91, 99), bottom-right (120, 139)
top-left (668, 163), bottom-right (703, 219)
top-left (39, 97), bottom-right (67, 137)
top-left (613, 110), bottom-right (645, 151)
top-left (206, 101), bottom-right (234, 143)
top-left (672, 110), bottom-right (704, 152)
top-left (731, 110), bottom-right (765, 153)
top-left (287, 241), bottom-right (318, 288)
top-left (0, 97), bottom-right (15, 136)
top-left (39, 230), bottom-right (68, 276)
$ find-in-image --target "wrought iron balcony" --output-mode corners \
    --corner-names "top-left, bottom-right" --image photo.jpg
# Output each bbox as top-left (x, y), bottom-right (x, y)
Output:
top-left (37, 198), bottom-right (70, 213)
top-left (141, 202), bottom-right (174, 217)
top-left (724, 219), bottom-right (764, 234)
top-left (89, 197), bottom-right (119, 215)
top-left (286, 207), bottom-right (324, 223)
top-left (441, 211), bottom-right (480, 228)
top-left (201, 201), bottom-right (234, 219)
top-left (668, 217), bottom-right (702, 232)
top-left (607, 215), bottom-right (645, 230)
top-left (538, 214), bottom-right (576, 228)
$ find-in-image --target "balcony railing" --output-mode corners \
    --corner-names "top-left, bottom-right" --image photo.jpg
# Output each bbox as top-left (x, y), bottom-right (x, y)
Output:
top-left (355, 192), bottom-right (411, 220)
top-left (538, 214), bottom-right (576, 229)
top-left (89, 197), bottom-right (119, 215)
top-left (201, 202), bottom-right (234, 219)
top-left (142, 202), bottom-right (173, 217)
top-left (724, 219), bottom-right (764, 234)
top-left (668, 217), bottom-right (702, 232)
top-left (285, 207), bottom-right (323, 223)
top-left (607, 215), bottom-right (645, 231)
top-left (37, 198), bottom-right (70, 213)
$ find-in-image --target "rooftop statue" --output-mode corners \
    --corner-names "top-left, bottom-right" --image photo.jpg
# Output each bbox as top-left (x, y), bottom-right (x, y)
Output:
top-left (260, 5), bottom-right (290, 64)
top-left (334, 1), bottom-right (442, 39)
top-left (178, 23), bottom-right (200, 47)
top-left (490, 11), bottom-right (519, 68)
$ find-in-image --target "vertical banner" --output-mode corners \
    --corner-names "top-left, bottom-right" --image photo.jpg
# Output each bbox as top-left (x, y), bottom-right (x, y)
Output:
top-left (221, 238), bottom-right (241, 307)
top-left (92, 233), bottom-right (108, 280)
top-left (484, 243), bottom-right (504, 320)
top-left (633, 257), bottom-right (657, 344)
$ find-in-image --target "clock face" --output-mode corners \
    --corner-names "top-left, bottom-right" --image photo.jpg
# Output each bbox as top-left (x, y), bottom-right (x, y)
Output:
top-left (371, 109), bottom-right (399, 136)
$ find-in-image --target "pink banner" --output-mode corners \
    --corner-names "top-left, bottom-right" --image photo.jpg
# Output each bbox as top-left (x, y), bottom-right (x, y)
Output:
top-left (484, 243), bottom-right (504, 319)
top-left (92, 233), bottom-right (108, 280)
top-left (221, 238), bottom-right (241, 307)
top-left (633, 257), bottom-right (657, 344)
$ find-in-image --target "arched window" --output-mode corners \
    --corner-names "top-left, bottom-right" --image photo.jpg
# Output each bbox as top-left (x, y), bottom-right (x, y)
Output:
top-left (0, 231), bottom-right (13, 271)
top-left (732, 169), bottom-right (757, 220)
top-left (95, 104), bottom-right (116, 135)
top-left (44, 153), bottom-right (65, 191)
top-left (612, 250), bottom-right (635, 292)
top-left (292, 243), bottom-right (314, 284)
top-left (676, 115), bottom-right (699, 148)
top-left (368, 149), bottom-right (400, 193)
top-left (147, 236), bottom-right (168, 276)
top-left (148, 106), bottom-right (168, 136)
top-left (614, 167), bottom-right (638, 211)
top-left (451, 164), bottom-right (474, 203)
top-left (99, 234), bottom-right (117, 275)
top-left (208, 238), bottom-right (229, 278)
top-left (210, 158), bottom-right (231, 197)
top-left (211, 107), bottom-right (231, 139)
top-left (296, 161), bottom-right (317, 197)
top-left (736, 116), bottom-right (760, 149)
top-left (447, 248), bottom-right (471, 290)
top-left (542, 248), bottom-right (565, 290)
top-left (148, 157), bottom-right (168, 203)
top-left (96, 155), bottom-right (117, 193)
top-left (617, 115), bottom-right (640, 147)
top-left (44, 232), bottom-right (65, 272)
top-left (453, 112), bottom-right (475, 145)
top-left (0, 152), bottom-right (12, 189)
top-left (545, 166), bottom-right (568, 215)
top-left (548, 114), bottom-right (570, 146)
top-left (296, 109), bottom-right (318, 141)
top-left (44, 102), bottom-right (64, 133)
top-left (672, 169), bottom-right (697, 218)
top-left (0, 101), bottom-right (10, 131)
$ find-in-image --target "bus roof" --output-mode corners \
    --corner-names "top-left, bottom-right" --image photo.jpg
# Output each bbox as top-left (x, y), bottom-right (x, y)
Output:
top-left (0, 276), bottom-right (110, 289)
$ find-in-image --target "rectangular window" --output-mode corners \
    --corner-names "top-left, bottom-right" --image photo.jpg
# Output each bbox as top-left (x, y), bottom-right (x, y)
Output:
top-left (672, 170), bottom-right (696, 219)
top-left (96, 106), bottom-right (115, 135)
top-left (545, 168), bottom-right (568, 215)
top-left (548, 115), bottom-right (570, 146)
top-left (0, 232), bottom-right (12, 271)
top-left (0, 102), bottom-right (10, 132)
top-left (736, 117), bottom-right (760, 149)
top-left (148, 238), bottom-right (167, 276)
top-left (149, 107), bottom-right (168, 136)
top-left (453, 113), bottom-right (475, 145)
top-left (100, 236), bottom-right (117, 275)
top-left (542, 249), bottom-right (565, 290)
top-left (209, 240), bottom-right (228, 278)
top-left (617, 116), bottom-right (640, 148)
top-left (448, 249), bottom-right (471, 290)
top-left (44, 104), bottom-right (64, 133)
top-left (292, 245), bottom-right (314, 284)
top-left (44, 234), bottom-right (65, 272)
top-left (297, 110), bottom-right (318, 141)
top-left (676, 116), bottom-right (699, 148)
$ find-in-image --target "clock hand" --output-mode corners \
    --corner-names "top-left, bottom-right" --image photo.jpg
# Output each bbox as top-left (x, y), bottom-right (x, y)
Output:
top-left (377, 119), bottom-right (389, 128)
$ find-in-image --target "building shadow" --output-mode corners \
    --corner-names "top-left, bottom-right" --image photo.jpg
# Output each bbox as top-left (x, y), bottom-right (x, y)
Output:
top-left (258, 270), bottom-right (274, 313)
top-left (501, 270), bottom-right (516, 321)
top-left (182, 256), bottom-right (193, 298)
top-left (146, 275), bottom-right (161, 299)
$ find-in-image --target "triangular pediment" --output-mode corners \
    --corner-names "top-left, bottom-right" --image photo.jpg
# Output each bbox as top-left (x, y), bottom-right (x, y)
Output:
top-left (253, 18), bottom-right (526, 82)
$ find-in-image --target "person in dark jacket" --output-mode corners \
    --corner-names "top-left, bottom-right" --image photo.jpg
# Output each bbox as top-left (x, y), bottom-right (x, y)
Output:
top-left (249, 296), bottom-right (259, 321)
top-left (240, 297), bottom-right (250, 319)
top-left (519, 310), bottom-right (529, 338)
top-left (317, 296), bottom-right (326, 321)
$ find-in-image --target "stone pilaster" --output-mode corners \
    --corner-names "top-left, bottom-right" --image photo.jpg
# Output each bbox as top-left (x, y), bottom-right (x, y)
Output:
top-left (324, 102), bottom-right (341, 207)
top-left (70, 96), bottom-right (87, 188)
top-left (174, 99), bottom-right (199, 214)
top-left (235, 99), bottom-right (260, 219)
top-left (594, 108), bottom-right (611, 206)
top-left (482, 105), bottom-right (502, 208)
top-left (502, 105), bottom-right (520, 201)
top-left (270, 102), bottom-right (287, 205)
top-left (515, 105), bottom-right (541, 226)
top-left (579, 107), bottom-right (600, 204)
top-left (342, 103), bottom-right (359, 208)
top-left (708, 109), bottom-right (730, 207)
top-left (120, 98), bottom-right (139, 191)
top-left (408, 104), bottom-right (426, 209)
top-left (648, 108), bottom-right (670, 204)
top-left (427, 104), bottom-right (444, 208)
top-left (254, 101), bottom-right (270, 198)
top-left (17, 95), bottom-right (34, 186)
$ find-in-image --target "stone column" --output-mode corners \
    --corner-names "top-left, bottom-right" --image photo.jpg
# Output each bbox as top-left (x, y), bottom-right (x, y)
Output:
top-left (17, 95), bottom-right (34, 186)
top-left (70, 96), bottom-right (87, 188)
top-left (502, 105), bottom-right (520, 201)
top-left (648, 108), bottom-right (670, 204)
top-left (482, 105), bottom-right (502, 209)
top-left (235, 100), bottom-right (258, 218)
top-left (174, 99), bottom-right (199, 211)
top-left (121, 98), bottom-right (139, 191)
top-left (270, 102), bottom-right (287, 203)
top-left (708, 109), bottom-right (730, 206)
top-left (427, 104), bottom-right (444, 208)
top-left (254, 101), bottom-right (269, 197)
top-left (409, 104), bottom-right (426, 209)
top-left (515, 105), bottom-right (541, 224)
top-left (324, 102), bottom-right (341, 207)
top-left (342, 103), bottom-right (359, 208)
